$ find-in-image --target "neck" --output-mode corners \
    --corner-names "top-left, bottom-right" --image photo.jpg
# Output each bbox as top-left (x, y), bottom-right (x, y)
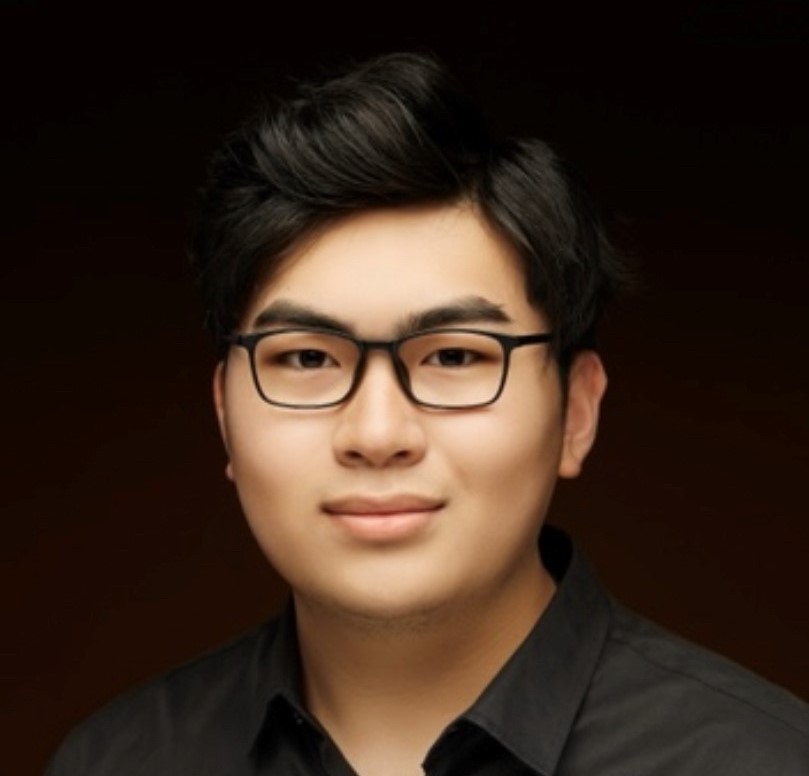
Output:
top-left (293, 557), bottom-right (555, 774)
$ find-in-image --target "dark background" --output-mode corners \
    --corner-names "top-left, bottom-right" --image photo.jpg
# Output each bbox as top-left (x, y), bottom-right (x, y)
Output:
top-left (3, 3), bottom-right (807, 773)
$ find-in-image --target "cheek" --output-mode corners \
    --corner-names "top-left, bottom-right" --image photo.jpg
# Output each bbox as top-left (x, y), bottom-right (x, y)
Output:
top-left (222, 371), bottom-right (330, 544)
top-left (229, 414), bottom-right (325, 499)
top-left (438, 395), bottom-right (563, 509)
top-left (226, 415), bottom-right (331, 584)
top-left (223, 361), bottom-right (324, 484)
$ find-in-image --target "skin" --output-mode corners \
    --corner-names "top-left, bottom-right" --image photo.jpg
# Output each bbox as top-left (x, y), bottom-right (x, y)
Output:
top-left (214, 203), bottom-right (606, 775)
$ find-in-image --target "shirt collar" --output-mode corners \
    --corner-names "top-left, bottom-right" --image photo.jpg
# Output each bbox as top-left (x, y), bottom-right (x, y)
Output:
top-left (459, 525), bottom-right (612, 774)
top-left (249, 525), bottom-right (612, 773)
top-left (246, 603), bottom-right (305, 753)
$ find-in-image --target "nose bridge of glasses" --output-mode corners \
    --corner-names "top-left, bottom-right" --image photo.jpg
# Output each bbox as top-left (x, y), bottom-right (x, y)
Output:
top-left (354, 339), bottom-right (413, 398)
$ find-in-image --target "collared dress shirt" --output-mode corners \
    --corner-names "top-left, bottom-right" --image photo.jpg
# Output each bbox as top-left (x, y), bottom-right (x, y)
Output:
top-left (46, 527), bottom-right (809, 775)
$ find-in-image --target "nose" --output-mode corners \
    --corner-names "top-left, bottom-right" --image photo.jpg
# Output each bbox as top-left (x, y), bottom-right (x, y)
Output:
top-left (331, 350), bottom-right (428, 468)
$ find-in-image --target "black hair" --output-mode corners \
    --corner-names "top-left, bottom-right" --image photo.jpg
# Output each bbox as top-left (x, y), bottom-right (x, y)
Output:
top-left (190, 53), bottom-right (627, 373)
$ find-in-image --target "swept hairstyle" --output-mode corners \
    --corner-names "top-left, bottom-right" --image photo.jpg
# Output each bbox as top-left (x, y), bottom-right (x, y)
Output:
top-left (190, 53), bottom-right (627, 373)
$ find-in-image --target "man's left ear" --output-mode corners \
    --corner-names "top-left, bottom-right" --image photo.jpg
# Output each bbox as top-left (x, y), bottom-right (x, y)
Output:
top-left (558, 350), bottom-right (608, 479)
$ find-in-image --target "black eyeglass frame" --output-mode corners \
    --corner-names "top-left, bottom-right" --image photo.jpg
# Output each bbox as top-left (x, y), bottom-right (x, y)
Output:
top-left (223, 327), bottom-right (553, 410)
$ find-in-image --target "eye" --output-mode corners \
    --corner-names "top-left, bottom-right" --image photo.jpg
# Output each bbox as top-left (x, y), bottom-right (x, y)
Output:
top-left (280, 349), bottom-right (338, 369)
top-left (425, 348), bottom-right (480, 368)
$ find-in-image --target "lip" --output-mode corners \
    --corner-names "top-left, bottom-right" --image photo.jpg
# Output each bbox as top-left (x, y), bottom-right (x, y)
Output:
top-left (323, 494), bottom-right (445, 516)
top-left (322, 495), bottom-right (445, 542)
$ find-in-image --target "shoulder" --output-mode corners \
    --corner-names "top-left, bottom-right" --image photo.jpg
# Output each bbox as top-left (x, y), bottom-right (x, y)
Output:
top-left (570, 602), bottom-right (809, 774)
top-left (45, 619), bottom-right (280, 776)
top-left (609, 603), bottom-right (809, 735)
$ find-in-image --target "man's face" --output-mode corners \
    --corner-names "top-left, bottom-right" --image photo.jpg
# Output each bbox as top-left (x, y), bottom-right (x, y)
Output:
top-left (214, 204), bottom-right (604, 625)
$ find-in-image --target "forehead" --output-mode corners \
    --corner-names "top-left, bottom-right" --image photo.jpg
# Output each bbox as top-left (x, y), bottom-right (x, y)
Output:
top-left (242, 204), bottom-right (542, 334)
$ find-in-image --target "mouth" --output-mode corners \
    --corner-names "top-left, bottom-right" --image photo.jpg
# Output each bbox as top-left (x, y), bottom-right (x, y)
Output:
top-left (322, 495), bottom-right (445, 542)
top-left (323, 494), bottom-right (445, 516)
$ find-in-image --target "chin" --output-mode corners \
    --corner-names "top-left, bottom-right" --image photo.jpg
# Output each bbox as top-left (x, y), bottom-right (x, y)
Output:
top-left (295, 581), bottom-right (462, 634)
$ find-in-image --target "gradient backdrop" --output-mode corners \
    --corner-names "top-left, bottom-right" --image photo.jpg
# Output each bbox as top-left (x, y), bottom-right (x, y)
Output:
top-left (3, 4), bottom-right (807, 774)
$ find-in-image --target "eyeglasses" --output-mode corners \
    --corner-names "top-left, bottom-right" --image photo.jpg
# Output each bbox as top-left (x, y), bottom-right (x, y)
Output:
top-left (224, 327), bottom-right (553, 410)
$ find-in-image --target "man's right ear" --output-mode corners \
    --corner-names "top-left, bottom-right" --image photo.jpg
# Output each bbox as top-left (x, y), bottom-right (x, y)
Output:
top-left (212, 361), bottom-right (234, 482)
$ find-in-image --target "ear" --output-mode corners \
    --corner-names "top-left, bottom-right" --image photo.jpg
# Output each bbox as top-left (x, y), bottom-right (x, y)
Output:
top-left (212, 361), bottom-right (234, 481)
top-left (558, 350), bottom-right (607, 479)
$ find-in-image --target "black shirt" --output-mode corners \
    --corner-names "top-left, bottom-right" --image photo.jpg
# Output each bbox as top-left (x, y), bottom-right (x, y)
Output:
top-left (46, 527), bottom-right (809, 775)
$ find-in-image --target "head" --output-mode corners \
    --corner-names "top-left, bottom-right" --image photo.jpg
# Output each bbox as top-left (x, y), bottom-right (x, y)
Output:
top-left (192, 54), bottom-right (624, 627)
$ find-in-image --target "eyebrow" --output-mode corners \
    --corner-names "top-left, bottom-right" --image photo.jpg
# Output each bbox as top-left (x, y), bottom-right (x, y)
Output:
top-left (251, 300), bottom-right (350, 333)
top-left (249, 296), bottom-right (513, 337)
top-left (396, 296), bottom-right (512, 336)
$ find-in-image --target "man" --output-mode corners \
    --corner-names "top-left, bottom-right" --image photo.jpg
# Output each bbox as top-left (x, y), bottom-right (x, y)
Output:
top-left (47, 53), bottom-right (808, 775)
